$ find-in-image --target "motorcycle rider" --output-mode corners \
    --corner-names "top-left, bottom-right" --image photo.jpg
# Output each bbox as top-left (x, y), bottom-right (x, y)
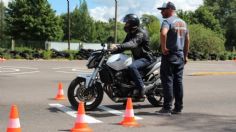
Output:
top-left (110, 13), bottom-right (153, 98)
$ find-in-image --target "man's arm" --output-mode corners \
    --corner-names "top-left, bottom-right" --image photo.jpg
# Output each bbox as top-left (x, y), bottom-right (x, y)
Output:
top-left (109, 33), bottom-right (142, 52)
top-left (160, 27), bottom-right (169, 55)
top-left (184, 32), bottom-right (190, 64)
top-left (118, 33), bottom-right (143, 49)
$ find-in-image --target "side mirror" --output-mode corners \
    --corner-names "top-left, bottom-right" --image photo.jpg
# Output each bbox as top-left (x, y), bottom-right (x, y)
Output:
top-left (101, 43), bottom-right (105, 47)
top-left (106, 36), bottom-right (114, 43)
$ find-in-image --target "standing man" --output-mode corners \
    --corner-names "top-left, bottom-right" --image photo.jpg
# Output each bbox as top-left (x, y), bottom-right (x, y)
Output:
top-left (156, 2), bottom-right (190, 115)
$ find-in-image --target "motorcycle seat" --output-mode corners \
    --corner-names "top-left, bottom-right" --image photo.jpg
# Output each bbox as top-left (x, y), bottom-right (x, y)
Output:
top-left (141, 57), bottom-right (161, 75)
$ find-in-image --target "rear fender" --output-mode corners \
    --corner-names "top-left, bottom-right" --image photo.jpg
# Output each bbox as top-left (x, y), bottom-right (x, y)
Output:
top-left (146, 61), bottom-right (161, 76)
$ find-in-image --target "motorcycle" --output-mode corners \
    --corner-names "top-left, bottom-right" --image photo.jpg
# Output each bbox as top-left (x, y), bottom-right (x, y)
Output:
top-left (67, 43), bottom-right (163, 110)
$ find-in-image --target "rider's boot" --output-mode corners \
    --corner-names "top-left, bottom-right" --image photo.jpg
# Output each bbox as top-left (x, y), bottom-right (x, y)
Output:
top-left (140, 84), bottom-right (153, 98)
top-left (139, 87), bottom-right (146, 98)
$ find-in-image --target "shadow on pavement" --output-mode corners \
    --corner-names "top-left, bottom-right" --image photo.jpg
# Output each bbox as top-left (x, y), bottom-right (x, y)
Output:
top-left (138, 112), bottom-right (236, 132)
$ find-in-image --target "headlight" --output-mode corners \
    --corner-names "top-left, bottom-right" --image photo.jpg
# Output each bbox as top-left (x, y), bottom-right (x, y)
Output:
top-left (86, 51), bottom-right (103, 69)
top-left (87, 56), bottom-right (97, 68)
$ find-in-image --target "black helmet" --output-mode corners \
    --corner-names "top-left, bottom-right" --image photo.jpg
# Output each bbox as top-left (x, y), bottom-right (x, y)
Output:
top-left (123, 14), bottom-right (140, 32)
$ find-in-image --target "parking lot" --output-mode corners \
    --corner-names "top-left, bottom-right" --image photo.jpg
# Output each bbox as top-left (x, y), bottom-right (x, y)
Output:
top-left (1, 60), bottom-right (236, 132)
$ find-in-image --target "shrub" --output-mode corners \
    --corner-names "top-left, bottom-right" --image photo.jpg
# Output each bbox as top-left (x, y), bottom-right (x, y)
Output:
top-left (189, 24), bottom-right (225, 60)
top-left (42, 50), bottom-right (52, 59)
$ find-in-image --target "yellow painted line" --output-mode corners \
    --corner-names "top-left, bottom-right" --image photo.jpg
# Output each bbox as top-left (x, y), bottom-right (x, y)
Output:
top-left (190, 72), bottom-right (236, 76)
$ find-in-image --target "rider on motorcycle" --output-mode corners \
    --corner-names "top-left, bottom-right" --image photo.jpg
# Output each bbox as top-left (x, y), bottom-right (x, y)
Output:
top-left (110, 13), bottom-right (154, 98)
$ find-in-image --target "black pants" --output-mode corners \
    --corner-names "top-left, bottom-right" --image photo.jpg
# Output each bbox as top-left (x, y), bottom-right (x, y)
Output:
top-left (160, 55), bottom-right (184, 110)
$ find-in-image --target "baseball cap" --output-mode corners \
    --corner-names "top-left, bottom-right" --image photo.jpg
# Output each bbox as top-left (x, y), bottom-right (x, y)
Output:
top-left (157, 2), bottom-right (176, 10)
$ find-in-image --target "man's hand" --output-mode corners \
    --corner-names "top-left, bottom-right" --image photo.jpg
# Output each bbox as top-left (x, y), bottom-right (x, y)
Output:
top-left (184, 57), bottom-right (188, 64)
top-left (110, 44), bottom-right (118, 51)
top-left (162, 48), bottom-right (169, 55)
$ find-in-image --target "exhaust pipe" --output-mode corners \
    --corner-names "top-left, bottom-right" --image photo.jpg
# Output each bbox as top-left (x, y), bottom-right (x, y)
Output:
top-left (145, 79), bottom-right (161, 93)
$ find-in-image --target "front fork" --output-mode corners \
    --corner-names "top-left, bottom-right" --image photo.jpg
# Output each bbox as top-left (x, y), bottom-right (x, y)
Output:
top-left (87, 56), bottom-right (106, 88)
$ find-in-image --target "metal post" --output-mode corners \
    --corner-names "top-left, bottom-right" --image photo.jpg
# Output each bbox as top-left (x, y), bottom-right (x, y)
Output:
top-left (0, 0), bottom-right (3, 43)
top-left (67, 0), bottom-right (70, 50)
top-left (114, 0), bottom-right (117, 44)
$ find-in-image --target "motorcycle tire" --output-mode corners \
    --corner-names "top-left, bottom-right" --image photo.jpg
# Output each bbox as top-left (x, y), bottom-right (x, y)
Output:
top-left (146, 77), bottom-right (163, 107)
top-left (147, 95), bottom-right (163, 107)
top-left (67, 77), bottom-right (104, 111)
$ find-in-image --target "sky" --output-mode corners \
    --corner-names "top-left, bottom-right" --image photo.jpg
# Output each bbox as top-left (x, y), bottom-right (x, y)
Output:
top-left (2, 0), bottom-right (203, 22)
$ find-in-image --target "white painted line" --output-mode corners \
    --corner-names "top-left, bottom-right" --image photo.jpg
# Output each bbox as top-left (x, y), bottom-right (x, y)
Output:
top-left (0, 67), bottom-right (19, 73)
top-left (55, 71), bottom-right (92, 74)
top-left (1, 66), bottom-right (38, 70)
top-left (8, 71), bottom-right (40, 75)
top-left (72, 68), bottom-right (89, 72)
top-left (52, 67), bottom-right (77, 70)
top-left (98, 105), bottom-right (143, 120)
top-left (55, 71), bottom-right (77, 74)
top-left (49, 103), bottom-right (102, 123)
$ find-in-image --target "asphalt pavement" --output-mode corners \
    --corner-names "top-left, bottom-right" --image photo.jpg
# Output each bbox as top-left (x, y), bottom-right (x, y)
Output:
top-left (0, 60), bottom-right (236, 132)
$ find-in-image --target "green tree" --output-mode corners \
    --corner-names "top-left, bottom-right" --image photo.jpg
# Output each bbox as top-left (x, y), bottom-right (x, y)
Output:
top-left (141, 14), bottom-right (161, 52)
top-left (177, 10), bottom-right (196, 24)
top-left (193, 6), bottom-right (222, 33)
top-left (204, 0), bottom-right (235, 25)
top-left (0, 1), bottom-right (5, 41)
top-left (116, 22), bottom-right (126, 43)
top-left (225, 12), bottom-right (236, 50)
top-left (94, 21), bottom-right (112, 43)
top-left (203, 0), bottom-right (236, 50)
top-left (74, 0), bottom-right (96, 42)
top-left (5, 0), bottom-right (63, 41)
top-left (106, 18), bottom-right (126, 43)
top-left (177, 7), bottom-right (222, 34)
top-left (60, 13), bottom-right (70, 41)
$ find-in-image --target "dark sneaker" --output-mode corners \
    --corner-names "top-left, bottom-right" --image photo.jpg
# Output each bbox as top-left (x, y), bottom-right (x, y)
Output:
top-left (155, 108), bottom-right (171, 116)
top-left (171, 109), bottom-right (182, 114)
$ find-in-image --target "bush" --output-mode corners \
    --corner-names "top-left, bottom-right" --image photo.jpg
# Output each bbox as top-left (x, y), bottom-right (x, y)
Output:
top-left (64, 50), bottom-right (77, 60)
top-left (219, 53), bottom-right (228, 60)
top-left (42, 50), bottom-right (52, 59)
top-left (189, 24), bottom-right (225, 59)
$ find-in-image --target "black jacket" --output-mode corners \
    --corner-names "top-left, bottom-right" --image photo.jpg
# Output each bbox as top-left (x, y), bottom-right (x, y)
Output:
top-left (116, 28), bottom-right (153, 61)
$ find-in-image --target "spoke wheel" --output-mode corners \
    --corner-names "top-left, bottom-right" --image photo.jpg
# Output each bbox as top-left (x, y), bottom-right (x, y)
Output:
top-left (67, 77), bottom-right (103, 110)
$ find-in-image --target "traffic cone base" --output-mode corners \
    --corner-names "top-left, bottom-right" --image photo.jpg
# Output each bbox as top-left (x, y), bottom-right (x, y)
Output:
top-left (71, 102), bottom-right (93, 132)
top-left (119, 117), bottom-right (140, 127)
top-left (7, 128), bottom-right (21, 132)
top-left (71, 123), bottom-right (93, 132)
top-left (119, 98), bottom-right (140, 127)
top-left (55, 94), bottom-right (65, 100)
top-left (55, 82), bottom-right (65, 100)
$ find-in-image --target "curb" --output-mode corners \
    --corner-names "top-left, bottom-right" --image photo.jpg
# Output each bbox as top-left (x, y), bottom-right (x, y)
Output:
top-left (190, 72), bottom-right (236, 76)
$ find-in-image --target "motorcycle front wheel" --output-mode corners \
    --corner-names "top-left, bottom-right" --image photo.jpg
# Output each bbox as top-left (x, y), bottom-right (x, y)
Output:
top-left (67, 77), bottom-right (104, 111)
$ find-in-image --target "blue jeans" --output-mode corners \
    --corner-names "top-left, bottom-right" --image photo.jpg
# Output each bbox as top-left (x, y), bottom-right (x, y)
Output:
top-left (128, 58), bottom-right (151, 90)
top-left (160, 55), bottom-right (184, 110)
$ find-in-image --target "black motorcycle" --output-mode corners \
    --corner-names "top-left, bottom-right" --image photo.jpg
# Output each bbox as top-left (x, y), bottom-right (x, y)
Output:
top-left (68, 44), bottom-right (163, 110)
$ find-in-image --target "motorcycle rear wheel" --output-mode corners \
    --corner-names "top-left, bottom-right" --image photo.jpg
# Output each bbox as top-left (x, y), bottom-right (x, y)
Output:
top-left (67, 77), bottom-right (103, 111)
top-left (146, 77), bottom-right (163, 107)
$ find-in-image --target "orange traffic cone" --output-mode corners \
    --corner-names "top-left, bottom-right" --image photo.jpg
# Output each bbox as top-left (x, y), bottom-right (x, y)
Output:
top-left (71, 102), bottom-right (93, 132)
top-left (119, 98), bottom-right (140, 127)
top-left (55, 82), bottom-right (65, 100)
top-left (6, 105), bottom-right (21, 132)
